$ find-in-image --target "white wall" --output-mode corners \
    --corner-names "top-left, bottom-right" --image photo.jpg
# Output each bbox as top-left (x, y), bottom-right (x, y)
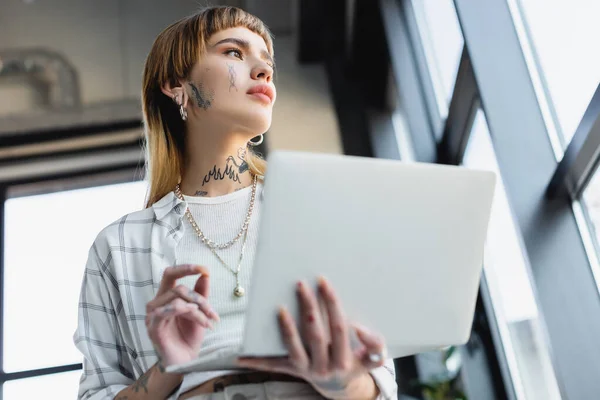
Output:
top-left (268, 37), bottom-right (343, 154)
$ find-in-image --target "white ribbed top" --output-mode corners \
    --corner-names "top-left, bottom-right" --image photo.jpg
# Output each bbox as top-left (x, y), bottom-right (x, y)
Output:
top-left (175, 182), bottom-right (263, 392)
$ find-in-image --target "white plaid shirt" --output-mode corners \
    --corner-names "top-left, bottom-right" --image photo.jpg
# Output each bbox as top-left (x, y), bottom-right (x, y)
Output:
top-left (74, 191), bottom-right (398, 399)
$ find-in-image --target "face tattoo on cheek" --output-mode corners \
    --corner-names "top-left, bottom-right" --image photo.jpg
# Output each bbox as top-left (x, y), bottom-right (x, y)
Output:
top-left (227, 63), bottom-right (238, 92)
top-left (188, 81), bottom-right (214, 110)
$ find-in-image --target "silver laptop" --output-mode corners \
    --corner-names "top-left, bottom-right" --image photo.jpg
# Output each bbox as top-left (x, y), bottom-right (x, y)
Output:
top-left (167, 150), bottom-right (496, 374)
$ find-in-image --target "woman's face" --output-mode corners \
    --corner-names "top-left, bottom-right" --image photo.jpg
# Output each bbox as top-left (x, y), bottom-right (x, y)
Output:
top-left (185, 27), bottom-right (276, 136)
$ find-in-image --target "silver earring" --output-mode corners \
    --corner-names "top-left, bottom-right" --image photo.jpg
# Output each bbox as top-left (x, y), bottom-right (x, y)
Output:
top-left (248, 134), bottom-right (264, 147)
top-left (173, 94), bottom-right (187, 121)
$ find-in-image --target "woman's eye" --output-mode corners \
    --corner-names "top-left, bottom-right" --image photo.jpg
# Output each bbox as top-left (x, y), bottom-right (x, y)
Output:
top-left (225, 49), bottom-right (242, 59)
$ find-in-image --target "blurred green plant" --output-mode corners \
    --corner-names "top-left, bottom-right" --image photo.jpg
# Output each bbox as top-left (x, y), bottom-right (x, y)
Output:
top-left (411, 346), bottom-right (468, 400)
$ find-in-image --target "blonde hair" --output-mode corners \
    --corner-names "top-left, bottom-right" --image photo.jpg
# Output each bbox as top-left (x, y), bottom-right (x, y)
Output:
top-left (141, 6), bottom-right (273, 207)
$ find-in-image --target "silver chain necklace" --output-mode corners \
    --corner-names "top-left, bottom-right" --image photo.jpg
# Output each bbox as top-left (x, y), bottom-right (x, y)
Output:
top-left (173, 174), bottom-right (258, 297)
top-left (174, 174), bottom-right (257, 250)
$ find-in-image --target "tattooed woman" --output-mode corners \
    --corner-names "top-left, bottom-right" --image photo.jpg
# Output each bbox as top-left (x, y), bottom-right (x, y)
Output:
top-left (74, 6), bottom-right (397, 400)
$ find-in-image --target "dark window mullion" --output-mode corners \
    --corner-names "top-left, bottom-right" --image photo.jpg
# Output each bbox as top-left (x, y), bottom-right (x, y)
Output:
top-left (438, 48), bottom-right (479, 165)
top-left (547, 83), bottom-right (600, 199)
top-left (0, 363), bottom-right (82, 384)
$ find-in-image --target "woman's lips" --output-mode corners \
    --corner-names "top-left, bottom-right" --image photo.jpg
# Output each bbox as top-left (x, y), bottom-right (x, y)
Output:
top-left (248, 92), bottom-right (272, 104)
top-left (246, 84), bottom-right (274, 104)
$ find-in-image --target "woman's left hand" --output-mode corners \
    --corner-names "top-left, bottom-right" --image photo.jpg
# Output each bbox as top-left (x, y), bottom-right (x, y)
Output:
top-left (236, 277), bottom-right (386, 399)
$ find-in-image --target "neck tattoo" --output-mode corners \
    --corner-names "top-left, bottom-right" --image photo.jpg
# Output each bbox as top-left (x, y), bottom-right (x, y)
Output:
top-left (202, 164), bottom-right (242, 186)
top-left (199, 148), bottom-right (250, 187)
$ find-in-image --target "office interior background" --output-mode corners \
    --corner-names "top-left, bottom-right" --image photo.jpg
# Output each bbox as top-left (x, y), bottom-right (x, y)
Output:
top-left (1, 0), bottom-right (600, 398)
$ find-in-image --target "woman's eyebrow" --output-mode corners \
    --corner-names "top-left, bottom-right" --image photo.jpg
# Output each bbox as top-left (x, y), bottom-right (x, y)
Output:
top-left (212, 37), bottom-right (275, 66)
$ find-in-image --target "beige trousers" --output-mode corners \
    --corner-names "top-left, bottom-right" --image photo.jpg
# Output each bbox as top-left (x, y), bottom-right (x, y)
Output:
top-left (183, 381), bottom-right (326, 400)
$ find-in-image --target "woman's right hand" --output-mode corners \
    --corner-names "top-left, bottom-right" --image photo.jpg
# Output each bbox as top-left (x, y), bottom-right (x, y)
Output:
top-left (145, 264), bottom-right (220, 368)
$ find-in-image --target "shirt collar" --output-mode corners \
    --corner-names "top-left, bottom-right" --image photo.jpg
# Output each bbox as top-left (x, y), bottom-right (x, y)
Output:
top-left (151, 191), bottom-right (187, 222)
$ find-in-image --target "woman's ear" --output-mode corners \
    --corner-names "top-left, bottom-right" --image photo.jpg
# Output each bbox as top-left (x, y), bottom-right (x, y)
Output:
top-left (160, 80), bottom-right (189, 109)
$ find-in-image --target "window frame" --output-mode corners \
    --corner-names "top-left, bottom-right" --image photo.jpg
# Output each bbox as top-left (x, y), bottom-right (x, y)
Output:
top-left (448, 0), bottom-right (600, 397)
top-left (376, 0), bottom-right (600, 397)
top-left (0, 108), bottom-right (144, 395)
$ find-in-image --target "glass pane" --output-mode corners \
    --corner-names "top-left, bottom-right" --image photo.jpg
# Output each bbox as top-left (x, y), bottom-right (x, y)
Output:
top-left (463, 110), bottom-right (562, 400)
top-left (412, 0), bottom-right (464, 108)
top-left (3, 180), bottom-right (147, 372)
top-left (582, 167), bottom-right (600, 262)
top-left (517, 0), bottom-right (600, 142)
top-left (2, 370), bottom-right (81, 399)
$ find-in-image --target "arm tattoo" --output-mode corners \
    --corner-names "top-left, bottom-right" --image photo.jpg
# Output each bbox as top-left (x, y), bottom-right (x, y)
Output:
top-left (157, 354), bottom-right (166, 373)
top-left (228, 64), bottom-right (238, 92)
top-left (132, 368), bottom-right (151, 393)
top-left (188, 82), bottom-right (214, 110)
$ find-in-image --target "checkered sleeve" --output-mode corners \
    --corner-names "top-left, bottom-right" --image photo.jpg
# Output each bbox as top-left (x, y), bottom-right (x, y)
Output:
top-left (74, 237), bottom-right (135, 400)
top-left (369, 358), bottom-right (398, 400)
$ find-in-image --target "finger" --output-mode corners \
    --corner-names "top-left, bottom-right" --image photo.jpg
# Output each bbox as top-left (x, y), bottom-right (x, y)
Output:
top-left (297, 280), bottom-right (329, 375)
top-left (278, 306), bottom-right (310, 370)
top-left (178, 305), bottom-right (214, 329)
top-left (354, 324), bottom-right (386, 368)
top-left (194, 272), bottom-right (210, 300)
top-left (146, 299), bottom-right (212, 340)
top-left (157, 264), bottom-right (209, 296)
top-left (318, 277), bottom-right (351, 371)
top-left (147, 285), bottom-right (218, 321)
top-left (172, 284), bottom-right (219, 321)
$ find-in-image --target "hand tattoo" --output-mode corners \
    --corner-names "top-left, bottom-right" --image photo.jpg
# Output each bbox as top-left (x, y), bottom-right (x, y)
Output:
top-left (188, 82), bottom-right (214, 110)
top-left (228, 63), bottom-right (238, 92)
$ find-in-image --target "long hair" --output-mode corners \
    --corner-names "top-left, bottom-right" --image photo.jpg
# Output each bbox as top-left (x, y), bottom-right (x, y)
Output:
top-left (142, 6), bottom-right (273, 207)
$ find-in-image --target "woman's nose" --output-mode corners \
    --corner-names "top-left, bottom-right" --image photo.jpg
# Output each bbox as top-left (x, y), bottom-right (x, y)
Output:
top-left (251, 63), bottom-right (273, 83)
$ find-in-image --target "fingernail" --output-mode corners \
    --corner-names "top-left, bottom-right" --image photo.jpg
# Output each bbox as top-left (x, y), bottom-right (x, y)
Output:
top-left (297, 281), bottom-right (303, 290)
top-left (355, 324), bottom-right (374, 336)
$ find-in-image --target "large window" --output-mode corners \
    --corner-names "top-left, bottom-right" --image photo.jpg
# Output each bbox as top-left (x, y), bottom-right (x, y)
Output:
top-left (2, 370), bottom-right (81, 399)
top-left (2, 179), bottom-right (147, 396)
top-left (462, 110), bottom-right (562, 400)
top-left (387, 0), bottom-right (600, 397)
top-left (516, 0), bottom-right (600, 143)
